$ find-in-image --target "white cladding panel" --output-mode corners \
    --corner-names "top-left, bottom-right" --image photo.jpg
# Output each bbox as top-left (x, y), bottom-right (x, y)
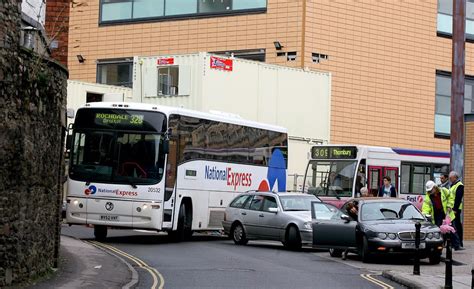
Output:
top-left (67, 80), bottom-right (133, 125)
top-left (133, 53), bottom-right (331, 189)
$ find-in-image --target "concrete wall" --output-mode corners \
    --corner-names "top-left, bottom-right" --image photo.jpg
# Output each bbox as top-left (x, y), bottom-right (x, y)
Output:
top-left (0, 0), bottom-right (67, 286)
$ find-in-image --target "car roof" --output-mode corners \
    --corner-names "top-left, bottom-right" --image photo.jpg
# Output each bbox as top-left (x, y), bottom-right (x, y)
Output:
top-left (348, 197), bottom-right (410, 203)
top-left (242, 191), bottom-right (319, 198)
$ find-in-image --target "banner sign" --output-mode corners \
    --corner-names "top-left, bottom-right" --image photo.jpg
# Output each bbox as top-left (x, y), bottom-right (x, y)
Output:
top-left (210, 56), bottom-right (233, 71)
top-left (157, 58), bottom-right (174, 65)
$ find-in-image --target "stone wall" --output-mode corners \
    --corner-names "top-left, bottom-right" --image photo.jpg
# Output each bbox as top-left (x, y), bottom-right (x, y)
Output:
top-left (0, 0), bottom-right (68, 286)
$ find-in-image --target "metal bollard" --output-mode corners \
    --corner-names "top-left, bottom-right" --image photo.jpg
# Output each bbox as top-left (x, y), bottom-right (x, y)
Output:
top-left (471, 269), bottom-right (473, 289)
top-left (445, 235), bottom-right (453, 289)
top-left (414, 222), bottom-right (421, 275)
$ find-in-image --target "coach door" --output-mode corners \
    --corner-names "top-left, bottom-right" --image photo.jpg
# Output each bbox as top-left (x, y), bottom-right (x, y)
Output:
top-left (368, 166), bottom-right (398, 197)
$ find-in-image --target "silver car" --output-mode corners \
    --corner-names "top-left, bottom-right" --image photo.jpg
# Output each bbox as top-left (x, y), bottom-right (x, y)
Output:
top-left (222, 192), bottom-right (320, 250)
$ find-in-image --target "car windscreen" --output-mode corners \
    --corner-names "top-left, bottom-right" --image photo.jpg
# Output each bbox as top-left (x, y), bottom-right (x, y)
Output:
top-left (360, 202), bottom-right (425, 221)
top-left (305, 160), bottom-right (357, 198)
top-left (279, 195), bottom-right (319, 211)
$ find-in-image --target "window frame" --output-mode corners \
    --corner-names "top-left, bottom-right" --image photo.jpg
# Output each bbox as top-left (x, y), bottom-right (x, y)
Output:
top-left (434, 70), bottom-right (474, 138)
top-left (436, 0), bottom-right (474, 42)
top-left (158, 66), bottom-right (179, 96)
top-left (99, 0), bottom-right (267, 26)
top-left (96, 58), bottom-right (133, 88)
top-left (400, 162), bottom-right (448, 195)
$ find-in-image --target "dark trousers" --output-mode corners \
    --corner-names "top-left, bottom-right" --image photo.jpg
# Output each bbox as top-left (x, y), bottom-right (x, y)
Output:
top-left (453, 210), bottom-right (463, 248)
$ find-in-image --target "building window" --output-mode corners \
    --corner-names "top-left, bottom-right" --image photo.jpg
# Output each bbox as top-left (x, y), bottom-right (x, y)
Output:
top-left (158, 66), bottom-right (179, 96)
top-left (100, 0), bottom-right (266, 23)
top-left (97, 59), bottom-right (133, 88)
top-left (437, 0), bottom-right (474, 39)
top-left (435, 72), bottom-right (474, 136)
top-left (211, 48), bottom-right (266, 62)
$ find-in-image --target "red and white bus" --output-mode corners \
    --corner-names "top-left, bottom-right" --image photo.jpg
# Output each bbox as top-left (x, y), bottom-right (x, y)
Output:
top-left (303, 145), bottom-right (449, 208)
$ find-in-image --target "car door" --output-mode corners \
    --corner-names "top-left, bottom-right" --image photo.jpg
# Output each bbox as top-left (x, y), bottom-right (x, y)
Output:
top-left (258, 196), bottom-right (282, 240)
top-left (241, 195), bottom-right (265, 238)
top-left (311, 202), bottom-right (358, 249)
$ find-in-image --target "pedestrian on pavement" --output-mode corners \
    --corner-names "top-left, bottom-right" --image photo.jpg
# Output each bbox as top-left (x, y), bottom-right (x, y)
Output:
top-left (449, 171), bottom-right (464, 250)
top-left (422, 181), bottom-right (454, 227)
top-left (378, 176), bottom-right (396, 198)
top-left (440, 173), bottom-right (450, 189)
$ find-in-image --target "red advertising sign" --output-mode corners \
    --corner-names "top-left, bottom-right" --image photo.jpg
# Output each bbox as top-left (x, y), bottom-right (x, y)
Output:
top-left (157, 57), bottom-right (174, 65)
top-left (210, 56), bottom-right (233, 71)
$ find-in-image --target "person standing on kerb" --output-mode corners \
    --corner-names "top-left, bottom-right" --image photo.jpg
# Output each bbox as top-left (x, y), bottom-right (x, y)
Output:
top-left (378, 176), bottom-right (397, 198)
top-left (449, 171), bottom-right (464, 250)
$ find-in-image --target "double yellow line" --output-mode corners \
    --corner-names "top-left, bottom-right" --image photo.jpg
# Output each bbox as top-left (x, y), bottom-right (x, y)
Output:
top-left (87, 240), bottom-right (165, 289)
top-left (360, 274), bottom-right (394, 289)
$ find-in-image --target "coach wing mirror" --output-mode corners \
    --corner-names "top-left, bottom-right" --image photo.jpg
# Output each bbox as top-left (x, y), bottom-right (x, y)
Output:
top-left (340, 214), bottom-right (352, 223)
top-left (268, 207), bottom-right (279, 213)
top-left (163, 139), bottom-right (169, 154)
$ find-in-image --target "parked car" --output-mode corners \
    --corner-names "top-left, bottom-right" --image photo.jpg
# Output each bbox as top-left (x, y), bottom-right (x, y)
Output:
top-left (223, 191), bottom-right (321, 250)
top-left (311, 198), bottom-right (444, 264)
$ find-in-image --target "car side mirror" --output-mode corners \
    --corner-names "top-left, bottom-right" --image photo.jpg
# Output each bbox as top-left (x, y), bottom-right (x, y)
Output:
top-left (340, 214), bottom-right (352, 223)
top-left (268, 207), bottom-right (279, 213)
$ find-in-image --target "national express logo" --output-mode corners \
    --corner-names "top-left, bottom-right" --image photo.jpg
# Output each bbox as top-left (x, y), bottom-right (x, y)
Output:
top-left (204, 149), bottom-right (286, 192)
top-left (84, 185), bottom-right (97, 195)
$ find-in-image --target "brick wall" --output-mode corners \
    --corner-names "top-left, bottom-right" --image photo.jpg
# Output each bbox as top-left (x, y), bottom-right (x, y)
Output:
top-left (45, 0), bottom-right (69, 66)
top-left (464, 120), bottom-right (474, 240)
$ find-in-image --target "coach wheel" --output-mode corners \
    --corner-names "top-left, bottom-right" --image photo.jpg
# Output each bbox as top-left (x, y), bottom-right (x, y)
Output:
top-left (94, 225), bottom-right (107, 241)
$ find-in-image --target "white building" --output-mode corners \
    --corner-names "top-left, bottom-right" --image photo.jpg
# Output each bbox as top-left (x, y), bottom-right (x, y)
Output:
top-left (131, 52), bottom-right (332, 190)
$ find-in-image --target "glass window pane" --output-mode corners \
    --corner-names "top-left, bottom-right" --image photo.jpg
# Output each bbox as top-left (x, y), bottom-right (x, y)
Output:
top-left (438, 0), bottom-right (453, 15)
top-left (436, 95), bottom-right (451, 115)
top-left (436, 75), bottom-right (451, 96)
top-left (435, 114), bottom-right (451, 135)
top-left (165, 0), bottom-right (197, 16)
top-left (465, 99), bottom-right (472, 113)
top-left (199, 0), bottom-right (231, 13)
top-left (467, 19), bottom-right (474, 38)
top-left (101, 1), bottom-right (132, 21)
top-left (133, 0), bottom-right (164, 18)
top-left (437, 13), bottom-right (453, 34)
top-left (97, 62), bottom-right (132, 87)
top-left (467, 0), bottom-right (474, 20)
top-left (233, 0), bottom-right (266, 10)
top-left (465, 82), bottom-right (473, 99)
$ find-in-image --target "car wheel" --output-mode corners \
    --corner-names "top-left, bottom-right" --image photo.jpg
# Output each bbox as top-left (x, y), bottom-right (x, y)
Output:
top-left (94, 225), bottom-right (107, 241)
top-left (285, 225), bottom-right (302, 250)
top-left (360, 236), bottom-right (372, 263)
top-left (429, 251), bottom-right (441, 265)
top-left (329, 248), bottom-right (343, 258)
top-left (231, 223), bottom-right (248, 245)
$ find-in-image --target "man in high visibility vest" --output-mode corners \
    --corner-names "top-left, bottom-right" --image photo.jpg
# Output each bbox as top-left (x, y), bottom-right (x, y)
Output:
top-left (422, 181), bottom-right (455, 227)
top-left (449, 171), bottom-right (464, 250)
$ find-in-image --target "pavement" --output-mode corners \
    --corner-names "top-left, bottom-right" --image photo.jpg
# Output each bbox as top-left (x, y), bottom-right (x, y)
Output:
top-left (26, 235), bottom-right (135, 289)
top-left (382, 241), bottom-right (474, 289)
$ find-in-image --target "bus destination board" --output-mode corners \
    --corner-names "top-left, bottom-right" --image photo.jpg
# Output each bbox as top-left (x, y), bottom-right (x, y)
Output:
top-left (311, 146), bottom-right (358, 159)
top-left (95, 113), bottom-right (144, 126)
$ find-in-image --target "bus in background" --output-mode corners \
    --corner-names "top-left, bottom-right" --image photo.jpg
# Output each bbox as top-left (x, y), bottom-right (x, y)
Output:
top-left (303, 145), bottom-right (449, 208)
top-left (66, 102), bottom-right (288, 240)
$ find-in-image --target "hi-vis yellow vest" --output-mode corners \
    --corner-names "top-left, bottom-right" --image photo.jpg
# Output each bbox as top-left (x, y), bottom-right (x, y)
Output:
top-left (422, 188), bottom-right (455, 223)
top-left (450, 181), bottom-right (464, 210)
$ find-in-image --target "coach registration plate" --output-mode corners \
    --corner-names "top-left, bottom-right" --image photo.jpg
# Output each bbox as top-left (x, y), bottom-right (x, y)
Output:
top-left (100, 215), bottom-right (119, 221)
